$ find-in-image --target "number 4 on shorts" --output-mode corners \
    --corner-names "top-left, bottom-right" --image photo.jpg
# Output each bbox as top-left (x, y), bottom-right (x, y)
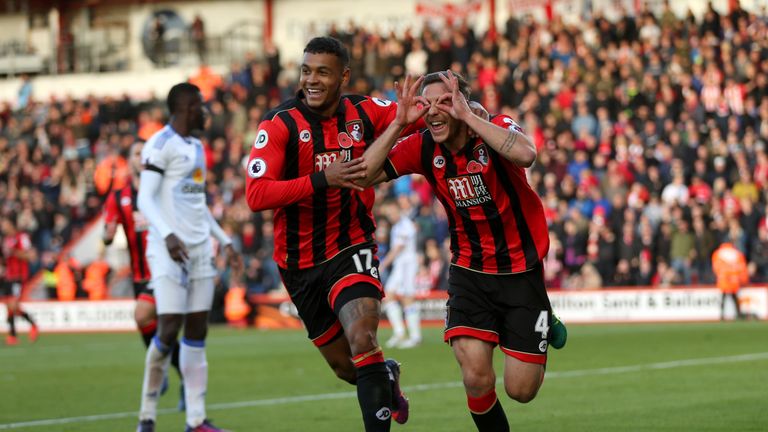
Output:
top-left (535, 311), bottom-right (568, 350)
top-left (534, 311), bottom-right (549, 339)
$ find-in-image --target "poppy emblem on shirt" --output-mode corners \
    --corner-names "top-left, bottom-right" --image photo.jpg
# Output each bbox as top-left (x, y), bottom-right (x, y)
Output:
top-left (346, 120), bottom-right (363, 142)
top-left (433, 156), bottom-right (445, 169)
top-left (467, 160), bottom-right (484, 174)
top-left (254, 130), bottom-right (269, 149)
top-left (338, 132), bottom-right (353, 149)
top-left (299, 129), bottom-right (311, 143)
top-left (247, 158), bottom-right (267, 178)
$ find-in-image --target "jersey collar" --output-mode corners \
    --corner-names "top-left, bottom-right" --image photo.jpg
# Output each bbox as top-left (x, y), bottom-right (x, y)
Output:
top-left (295, 90), bottom-right (347, 121)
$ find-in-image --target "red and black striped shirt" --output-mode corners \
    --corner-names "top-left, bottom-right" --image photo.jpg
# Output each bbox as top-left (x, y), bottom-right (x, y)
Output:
top-left (383, 115), bottom-right (549, 274)
top-left (103, 185), bottom-right (151, 282)
top-left (246, 93), bottom-right (420, 270)
top-left (2, 232), bottom-right (31, 281)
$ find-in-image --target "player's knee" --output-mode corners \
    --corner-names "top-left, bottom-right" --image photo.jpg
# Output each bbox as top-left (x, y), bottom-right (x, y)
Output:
top-left (345, 327), bottom-right (378, 356)
top-left (134, 303), bottom-right (155, 328)
top-left (504, 380), bottom-right (541, 403)
top-left (462, 368), bottom-right (496, 396)
top-left (183, 311), bottom-right (209, 340)
top-left (157, 316), bottom-right (182, 344)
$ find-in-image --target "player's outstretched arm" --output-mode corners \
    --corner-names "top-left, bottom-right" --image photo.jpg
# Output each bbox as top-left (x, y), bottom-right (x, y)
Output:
top-left (358, 75), bottom-right (428, 188)
top-left (436, 72), bottom-right (536, 167)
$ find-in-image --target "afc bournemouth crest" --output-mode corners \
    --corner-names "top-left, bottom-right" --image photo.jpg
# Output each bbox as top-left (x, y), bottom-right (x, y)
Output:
top-left (473, 144), bottom-right (489, 166)
top-left (346, 120), bottom-right (363, 142)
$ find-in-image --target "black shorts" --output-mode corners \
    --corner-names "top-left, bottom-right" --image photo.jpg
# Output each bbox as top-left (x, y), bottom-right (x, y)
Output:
top-left (444, 264), bottom-right (552, 365)
top-left (0, 280), bottom-right (13, 300)
top-left (0, 280), bottom-right (21, 301)
top-left (279, 243), bottom-right (383, 347)
top-left (133, 281), bottom-right (154, 301)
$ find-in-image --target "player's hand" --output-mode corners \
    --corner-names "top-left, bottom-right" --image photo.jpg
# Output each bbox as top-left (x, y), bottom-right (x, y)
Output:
top-left (393, 74), bottom-right (429, 128)
top-left (325, 156), bottom-right (367, 191)
top-left (165, 233), bottom-right (189, 263)
top-left (468, 100), bottom-right (489, 121)
top-left (435, 70), bottom-right (472, 122)
top-left (467, 101), bottom-right (489, 138)
top-left (224, 244), bottom-right (243, 274)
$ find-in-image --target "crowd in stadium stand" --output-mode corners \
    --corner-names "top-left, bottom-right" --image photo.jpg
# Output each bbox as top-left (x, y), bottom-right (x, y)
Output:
top-left (2, 2), bottom-right (768, 301)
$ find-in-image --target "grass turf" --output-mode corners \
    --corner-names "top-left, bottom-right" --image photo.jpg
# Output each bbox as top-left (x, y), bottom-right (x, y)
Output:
top-left (1, 321), bottom-right (766, 431)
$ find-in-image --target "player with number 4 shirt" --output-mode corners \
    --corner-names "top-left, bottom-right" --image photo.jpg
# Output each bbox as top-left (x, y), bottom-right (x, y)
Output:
top-left (356, 70), bottom-right (567, 432)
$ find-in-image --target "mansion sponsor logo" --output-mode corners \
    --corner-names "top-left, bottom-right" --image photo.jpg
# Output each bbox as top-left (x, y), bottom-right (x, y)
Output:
top-left (314, 150), bottom-right (352, 171)
top-left (446, 174), bottom-right (491, 208)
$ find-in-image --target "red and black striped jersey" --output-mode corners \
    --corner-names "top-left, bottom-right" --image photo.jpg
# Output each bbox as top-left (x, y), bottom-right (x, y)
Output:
top-left (103, 185), bottom-right (151, 282)
top-left (2, 232), bottom-right (31, 281)
top-left (246, 93), bottom-right (421, 270)
top-left (383, 114), bottom-right (549, 274)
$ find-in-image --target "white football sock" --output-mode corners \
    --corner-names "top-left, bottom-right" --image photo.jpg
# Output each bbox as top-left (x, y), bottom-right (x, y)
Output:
top-left (404, 303), bottom-right (422, 342)
top-left (139, 337), bottom-right (172, 421)
top-left (385, 301), bottom-right (406, 339)
top-left (181, 337), bottom-right (208, 427)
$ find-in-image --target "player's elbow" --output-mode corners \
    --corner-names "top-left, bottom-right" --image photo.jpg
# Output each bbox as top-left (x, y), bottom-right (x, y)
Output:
top-left (246, 183), bottom-right (270, 212)
top-left (358, 169), bottom-right (386, 188)
top-left (356, 175), bottom-right (376, 189)
top-left (516, 146), bottom-right (537, 168)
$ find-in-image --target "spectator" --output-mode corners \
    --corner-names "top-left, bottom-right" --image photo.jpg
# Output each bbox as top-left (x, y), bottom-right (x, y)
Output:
top-left (670, 218), bottom-right (696, 285)
top-left (150, 15), bottom-right (166, 67)
top-left (190, 14), bottom-right (207, 63)
top-left (712, 242), bottom-right (748, 320)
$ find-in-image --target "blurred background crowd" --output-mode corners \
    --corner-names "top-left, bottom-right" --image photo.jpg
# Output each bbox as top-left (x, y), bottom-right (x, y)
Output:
top-left (2, 0), bottom-right (768, 304)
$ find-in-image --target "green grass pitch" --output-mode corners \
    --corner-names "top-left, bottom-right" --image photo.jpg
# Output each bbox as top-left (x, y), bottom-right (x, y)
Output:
top-left (1, 321), bottom-right (766, 431)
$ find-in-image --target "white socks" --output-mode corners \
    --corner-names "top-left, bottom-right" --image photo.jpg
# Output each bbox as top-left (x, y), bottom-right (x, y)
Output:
top-left (180, 337), bottom-right (208, 427)
top-left (404, 303), bottom-right (422, 343)
top-left (385, 301), bottom-right (406, 340)
top-left (139, 337), bottom-right (172, 421)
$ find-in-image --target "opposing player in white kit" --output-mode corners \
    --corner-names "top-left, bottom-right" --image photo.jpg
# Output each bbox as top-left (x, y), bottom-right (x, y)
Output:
top-left (380, 200), bottom-right (422, 349)
top-left (136, 82), bottom-right (240, 432)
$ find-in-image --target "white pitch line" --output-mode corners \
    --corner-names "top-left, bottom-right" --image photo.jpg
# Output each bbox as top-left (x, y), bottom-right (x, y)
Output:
top-left (2, 352), bottom-right (767, 430)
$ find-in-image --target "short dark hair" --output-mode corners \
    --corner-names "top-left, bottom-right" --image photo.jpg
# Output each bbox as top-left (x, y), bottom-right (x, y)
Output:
top-left (303, 36), bottom-right (349, 68)
top-left (421, 71), bottom-right (470, 99)
top-left (167, 82), bottom-right (201, 114)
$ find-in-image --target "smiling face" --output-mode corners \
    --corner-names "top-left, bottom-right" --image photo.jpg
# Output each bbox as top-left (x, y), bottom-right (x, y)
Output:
top-left (422, 82), bottom-right (465, 146)
top-left (300, 52), bottom-right (349, 117)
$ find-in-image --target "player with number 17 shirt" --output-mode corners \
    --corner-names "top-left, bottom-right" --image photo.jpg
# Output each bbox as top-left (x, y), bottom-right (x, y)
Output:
top-left (245, 37), bottom-right (429, 431)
